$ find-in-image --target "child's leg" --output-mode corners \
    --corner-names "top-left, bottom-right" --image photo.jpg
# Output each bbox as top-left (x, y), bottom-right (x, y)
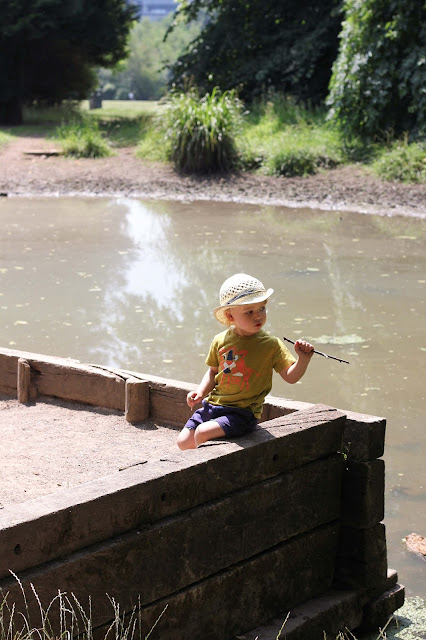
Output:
top-left (194, 421), bottom-right (226, 447)
top-left (177, 427), bottom-right (197, 450)
top-left (177, 421), bottom-right (226, 450)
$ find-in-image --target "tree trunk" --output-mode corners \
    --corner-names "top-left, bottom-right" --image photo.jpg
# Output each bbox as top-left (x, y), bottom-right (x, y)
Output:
top-left (0, 96), bottom-right (24, 125)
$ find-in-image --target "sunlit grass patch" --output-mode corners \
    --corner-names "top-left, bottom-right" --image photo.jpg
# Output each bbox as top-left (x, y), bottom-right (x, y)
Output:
top-left (370, 141), bottom-right (426, 183)
top-left (91, 114), bottom-right (154, 148)
top-left (22, 102), bottom-right (82, 124)
top-left (57, 118), bottom-right (112, 158)
top-left (136, 118), bottom-right (169, 162)
top-left (241, 124), bottom-right (342, 177)
top-left (80, 99), bottom-right (162, 119)
top-left (0, 131), bottom-right (14, 148)
top-left (19, 101), bottom-right (163, 150)
top-left (266, 127), bottom-right (342, 177)
top-left (79, 101), bottom-right (164, 149)
top-left (239, 95), bottom-right (343, 176)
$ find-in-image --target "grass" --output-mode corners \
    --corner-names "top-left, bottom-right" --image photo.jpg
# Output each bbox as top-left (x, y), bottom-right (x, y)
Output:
top-left (136, 117), bottom-right (169, 162)
top-left (238, 96), bottom-right (344, 176)
top-left (81, 100), bottom-right (164, 149)
top-left (57, 118), bottom-right (112, 158)
top-left (1, 583), bottom-right (424, 640)
top-left (356, 597), bottom-right (426, 640)
top-left (0, 131), bottom-right (13, 149)
top-left (0, 573), bottom-right (167, 640)
top-left (56, 101), bottom-right (163, 154)
top-left (370, 140), bottom-right (426, 183)
top-left (0, 96), bottom-right (424, 180)
top-left (159, 87), bottom-right (244, 173)
top-left (80, 100), bottom-right (161, 118)
top-left (0, 572), bottom-right (424, 640)
top-left (0, 100), bottom-right (162, 151)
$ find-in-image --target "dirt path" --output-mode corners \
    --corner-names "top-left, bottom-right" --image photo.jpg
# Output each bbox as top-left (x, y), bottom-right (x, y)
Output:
top-left (1, 135), bottom-right (425, 217)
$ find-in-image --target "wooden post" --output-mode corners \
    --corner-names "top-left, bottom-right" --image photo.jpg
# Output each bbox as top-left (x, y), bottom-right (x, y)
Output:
top-left (125, 378), bottom-right (149, 423)
top-left (17, 358), bottom-right (31, 403)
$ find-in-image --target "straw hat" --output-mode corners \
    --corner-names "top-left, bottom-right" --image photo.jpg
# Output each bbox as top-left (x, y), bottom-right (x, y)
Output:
top-left (213, 273), bottom-right (274, 324)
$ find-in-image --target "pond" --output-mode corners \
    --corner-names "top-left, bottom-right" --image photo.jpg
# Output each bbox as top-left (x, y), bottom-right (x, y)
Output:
top-left (1, 196), bottom-right (425, 597)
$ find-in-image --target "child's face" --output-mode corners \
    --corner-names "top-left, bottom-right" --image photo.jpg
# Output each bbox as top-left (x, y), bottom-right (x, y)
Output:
top-left (226, 301), bottom-right (267, 336)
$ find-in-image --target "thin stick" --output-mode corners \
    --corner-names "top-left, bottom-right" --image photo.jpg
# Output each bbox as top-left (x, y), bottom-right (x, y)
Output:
top-left (283, 337), bottom-right (351, 365)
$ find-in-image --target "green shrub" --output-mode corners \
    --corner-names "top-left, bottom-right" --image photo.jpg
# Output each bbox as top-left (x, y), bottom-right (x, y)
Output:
top-left (327, 0), bottom-right (425, 140)
top-left (239, 94), bottom-right (343, 176)
top-left (371, 141), bottom-right (426, 183)
top-left (57, 119), bottom-right (112, 158)
top-left (268, 148), bottom-right (319, 177)
top-left (267, 147), bottom-right (341, 177)
top-left (162, 87), bottom-right (243, 173)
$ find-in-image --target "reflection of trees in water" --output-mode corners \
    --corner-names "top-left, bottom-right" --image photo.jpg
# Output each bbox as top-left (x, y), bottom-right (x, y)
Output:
top-left (91, 200), bottom-right (350, 379)
top-left (89, 199), bottom-right (244, 380)
top-left (1, 198), bottom-right (138, 361)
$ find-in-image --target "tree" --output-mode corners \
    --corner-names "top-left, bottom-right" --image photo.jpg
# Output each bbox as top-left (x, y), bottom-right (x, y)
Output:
top-left (96, 16), bottom-right (201, 101)
top-left (327, 0), bottom-right (426, 140)
top-left (0, 0), bottom-right (137, 124)
top-left (166, 0), bottom-right (342, 104)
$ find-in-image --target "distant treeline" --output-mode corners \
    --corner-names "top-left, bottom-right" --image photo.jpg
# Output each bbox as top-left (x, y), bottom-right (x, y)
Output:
top-left (0, 0), bottom-right (424, 140)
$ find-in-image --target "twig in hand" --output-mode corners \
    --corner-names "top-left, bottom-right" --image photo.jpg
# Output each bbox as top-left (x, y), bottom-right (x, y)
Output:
top-left (283, 337), bottom-right (351, 365)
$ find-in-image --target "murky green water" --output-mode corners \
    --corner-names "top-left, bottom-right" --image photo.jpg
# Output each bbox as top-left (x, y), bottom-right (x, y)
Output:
top-left (1, 196), bottom-right (425, 596)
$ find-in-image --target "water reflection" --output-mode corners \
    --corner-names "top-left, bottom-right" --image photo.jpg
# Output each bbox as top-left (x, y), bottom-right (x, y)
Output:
top-left (1, 196), bottom-right (425, 595)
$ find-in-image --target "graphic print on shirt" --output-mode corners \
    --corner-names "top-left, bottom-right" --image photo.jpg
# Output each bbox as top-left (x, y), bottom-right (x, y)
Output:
top-left (218, 346), bottom-right (259, 391)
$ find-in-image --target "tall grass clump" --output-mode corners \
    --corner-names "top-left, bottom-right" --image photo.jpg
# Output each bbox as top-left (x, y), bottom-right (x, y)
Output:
top-left (371, 140), bottom-right (426, 183)
top-left (162, 87), bottom-right (244, 173)
top-left (0, 573), bottom-right (168, 640)
top-left (57, 117), bottom-right (112, 158)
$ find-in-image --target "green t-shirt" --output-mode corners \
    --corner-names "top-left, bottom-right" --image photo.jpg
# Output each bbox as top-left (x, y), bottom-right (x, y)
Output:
top-left (205, 329), bottom-right (296, 418)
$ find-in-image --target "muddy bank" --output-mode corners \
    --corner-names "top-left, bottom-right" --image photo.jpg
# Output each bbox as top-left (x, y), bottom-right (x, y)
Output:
top-left (0, 136), bottom-right (425, 217)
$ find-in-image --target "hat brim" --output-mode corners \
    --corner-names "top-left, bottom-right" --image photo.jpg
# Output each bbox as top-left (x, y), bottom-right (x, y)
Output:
top-left (213, 288), bottom-right (274, 324)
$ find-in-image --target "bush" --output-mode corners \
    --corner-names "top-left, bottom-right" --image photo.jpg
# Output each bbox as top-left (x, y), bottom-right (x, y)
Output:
top-left (57, 118), bottom-right (112, 158)
top-left (327, 0), bottom-right (425, 140)
top-left (239, 94), bottom-right (343, 176)
top-left (267, 148), bottom-right (319, 177)
top-left (162, 87), bottom-right (243, 173)
top-left (267, 147), bottom-right (341, 177)
top-left (371, 141), bottom-right (426, 183)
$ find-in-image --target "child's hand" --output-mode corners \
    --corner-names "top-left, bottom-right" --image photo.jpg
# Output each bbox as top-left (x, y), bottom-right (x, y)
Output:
top-left (294, 339), bottom-right (314, 360)
top-left (187, 390), bottom-right (203, 408)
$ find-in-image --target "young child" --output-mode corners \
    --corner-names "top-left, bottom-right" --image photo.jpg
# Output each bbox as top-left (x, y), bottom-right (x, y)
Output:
top-left (177, 273), bottom-right (314, 450)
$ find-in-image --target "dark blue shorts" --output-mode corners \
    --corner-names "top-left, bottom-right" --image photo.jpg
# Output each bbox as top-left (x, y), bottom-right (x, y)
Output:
top-left (184, 400), bottom-right (258, 438)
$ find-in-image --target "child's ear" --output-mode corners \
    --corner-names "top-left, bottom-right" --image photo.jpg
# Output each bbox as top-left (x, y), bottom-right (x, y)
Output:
top-left (225, 309), bottom-right (234, 324)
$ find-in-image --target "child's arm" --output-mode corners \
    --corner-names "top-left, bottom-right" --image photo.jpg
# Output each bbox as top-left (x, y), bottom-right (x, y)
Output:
top-left (187, 366), bottom-right (218, 408)
top-left (279, 339), bottom-right (314, 384)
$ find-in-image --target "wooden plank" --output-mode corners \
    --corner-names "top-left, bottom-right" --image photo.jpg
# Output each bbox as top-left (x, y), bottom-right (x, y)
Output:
top-left (0, 523), bottom-right (339, 639)
top-left (17, 359), bottom-right (31, 403)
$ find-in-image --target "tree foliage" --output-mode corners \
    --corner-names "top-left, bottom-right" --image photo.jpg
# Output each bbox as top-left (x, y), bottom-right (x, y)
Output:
top-left (0, 0), bottom-right (137, 124)
top-left (97, 16), bottom-right (201, 101)
top-left (327, 0), bottom-right (426, 140)
top-left (166, 0), bottom-right (342, 104)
